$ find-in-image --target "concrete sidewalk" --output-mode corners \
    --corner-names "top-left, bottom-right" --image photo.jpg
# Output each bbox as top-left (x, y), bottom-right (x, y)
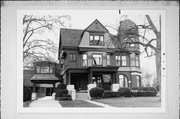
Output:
top-left (29, 96), bottom-right (62, 108)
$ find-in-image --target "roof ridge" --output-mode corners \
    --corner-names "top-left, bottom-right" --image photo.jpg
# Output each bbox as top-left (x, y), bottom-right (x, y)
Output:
top-left (60, 28), bottom-right (84, 31)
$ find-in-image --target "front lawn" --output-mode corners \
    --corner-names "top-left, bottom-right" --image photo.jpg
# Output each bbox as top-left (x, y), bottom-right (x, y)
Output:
top-left (93, 97), bottom-right (161, 107)
top-left (59, 100), bottom-right (103, 107)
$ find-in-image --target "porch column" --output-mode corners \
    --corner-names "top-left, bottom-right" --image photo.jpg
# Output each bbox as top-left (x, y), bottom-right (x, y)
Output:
top-left (88, 70), bottom-right (92, 84)
top-left (31, 82), bottom-right (37, 100)
top-left (53, 83), bottom-right (56, 93)
top-left (33, 82), bottom-right (36, 93)
top-left (112, 73), bottom-right (116, 83)
top-left (68, 71), bottom-right (71, 85)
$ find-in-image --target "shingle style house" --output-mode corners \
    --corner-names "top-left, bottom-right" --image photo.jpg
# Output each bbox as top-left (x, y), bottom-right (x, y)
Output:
top-left (59, 19), bottom-right (141, 92)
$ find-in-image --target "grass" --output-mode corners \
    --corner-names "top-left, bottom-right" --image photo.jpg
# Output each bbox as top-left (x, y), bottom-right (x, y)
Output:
top-left (93, 97), bottom-right (161, 107)
top-left (59, 100), bottom-right (103, 107)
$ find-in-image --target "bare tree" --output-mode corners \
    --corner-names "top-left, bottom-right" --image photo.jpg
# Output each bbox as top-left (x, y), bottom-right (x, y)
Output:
top-left (23, 15), bottom-right (71, 68)
top-left (107, 15), bottom-right (161, 98)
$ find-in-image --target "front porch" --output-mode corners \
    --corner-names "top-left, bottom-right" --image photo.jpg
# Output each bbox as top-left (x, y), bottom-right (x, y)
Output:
top-left (64, 66), bottom-right (119, 91)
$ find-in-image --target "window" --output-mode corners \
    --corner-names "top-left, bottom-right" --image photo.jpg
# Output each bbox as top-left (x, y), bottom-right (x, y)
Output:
top-left (82, 54), bottom-right (87, 67)
top-left (36, 66), bottom-right (41, 73)
top-left (89, 34), bottom-right (104, 46)
top-left (136, 75), bottom-right (140, 87)
top-left (49, 66), bottom-right (53, 73)
top-left (107, 54), bottom-right (110, 65)
top-left (41, 66), bottom-right (50, 74)
top-left (121, 56), bottom-right (127, 66)
top-left (115, 55), bottom-right (121, 66)
top-left (119, 75), bottom-right (128, 87)
top-left (103, 74), bottom-right (111, 83)
top-left (69, 53), bottom-right (76, 61)
top-left (92, 54), bottom-right (102, 65)
top-left (135, 55), bottom-right (140, 67)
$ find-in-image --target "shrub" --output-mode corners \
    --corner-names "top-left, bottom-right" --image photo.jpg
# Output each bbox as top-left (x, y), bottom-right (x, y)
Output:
top-left (118, 87), bottom-right (132, 97)
top-left (56, 89), bottom-right (68, 98)
top-left (103, 91), bottom-right (120, 98)
top-left (56, 83), bottom-right (67, 91)
top-left (23, 86), bottom-right (32, 101)
top-left (140, 87), bottom-right (157, 96)
top-left (89, 87), bottom-right (104, 99)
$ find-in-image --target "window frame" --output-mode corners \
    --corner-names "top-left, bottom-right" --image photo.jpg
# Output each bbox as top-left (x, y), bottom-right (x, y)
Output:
top-left (92, 53), bottom-right (103, 66)
top-left (69, 53), bottom-right (76, 62)
top-left (82, 53), bottom-right (88, 67)
top-left (119, 74), bottom-right (128, 88)
top-left (106, 54), bottom-right (111, 66)
top-left (121, 55), bottom-right (127, 66)
top-left (89, 34), bottom-right (104, 46)
top-left (135, 54), bottom-right (140, 67)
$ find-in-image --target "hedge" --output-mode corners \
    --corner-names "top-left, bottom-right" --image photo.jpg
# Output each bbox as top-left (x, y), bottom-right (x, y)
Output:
top-left (118, 87), bottom-right (132, 97)
top-left (89, 87), bottom-right (104, 99)
top-left (56, 83), bottom-right (67, 91)
top-left (103, 91), bottom-right (120, 98)
top-left (132, 91), bottom-right (156, 97)
top-left (131, 87), bottom-right (157, 97)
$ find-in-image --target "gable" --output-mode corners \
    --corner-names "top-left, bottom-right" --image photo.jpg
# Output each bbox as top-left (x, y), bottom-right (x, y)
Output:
top-left (85, 19), bottom-right (108, 33)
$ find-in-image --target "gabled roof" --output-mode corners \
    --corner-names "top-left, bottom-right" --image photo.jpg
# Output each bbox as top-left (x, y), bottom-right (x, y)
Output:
top-left (84, 19), bottom-right (108, 32)
top-left (60, 28), bottom-right (84, 47)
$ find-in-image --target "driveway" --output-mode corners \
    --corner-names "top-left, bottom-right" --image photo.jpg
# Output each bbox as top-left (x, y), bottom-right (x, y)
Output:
top-left (29, 96), bottom-right (62, 108)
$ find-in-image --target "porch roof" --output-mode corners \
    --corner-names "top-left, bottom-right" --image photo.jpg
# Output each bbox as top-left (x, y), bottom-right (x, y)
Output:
top-left (30, 74), bottom-right (59, 82)
top-left (88, 66), bottom-right (119, 72)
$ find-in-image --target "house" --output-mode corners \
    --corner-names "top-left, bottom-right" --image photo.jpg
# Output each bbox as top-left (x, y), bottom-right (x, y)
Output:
top-left (58, 19), bottom-right (141, 92)
top-left (28, 61), bottom-right (60, 99)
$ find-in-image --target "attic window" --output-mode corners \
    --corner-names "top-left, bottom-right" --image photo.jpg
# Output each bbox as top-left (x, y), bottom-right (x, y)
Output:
top-left (89, 34), bottom-right (104, 46)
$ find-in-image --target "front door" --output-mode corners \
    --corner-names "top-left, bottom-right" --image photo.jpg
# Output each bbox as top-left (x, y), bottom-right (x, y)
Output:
top-left (71, 73), bottom-right (88, 91)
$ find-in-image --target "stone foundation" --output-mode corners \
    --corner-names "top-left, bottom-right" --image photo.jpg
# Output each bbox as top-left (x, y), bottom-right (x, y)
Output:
top-left (111, 84), bottom-right (120, 92)
top-left (67, 85), bottom-right (76, 100)
top-left (31, 93), bottom-right (37, 100)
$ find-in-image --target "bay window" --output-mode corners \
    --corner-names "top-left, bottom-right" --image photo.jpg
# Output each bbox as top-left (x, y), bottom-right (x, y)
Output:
top-left (119, 75), bottom-right (128, 87)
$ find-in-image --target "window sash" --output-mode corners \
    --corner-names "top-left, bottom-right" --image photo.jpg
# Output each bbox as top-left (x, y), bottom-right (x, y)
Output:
top-left (69, 53), bottom-right (76, 61)
top-left (92, 54), bottom-right (102, 65)
top-left (122, 56), bottom-right (127, 66)
top-left (119, 75), bottom-right (128, 87)
top-left (107, 54), bottom-right (110, 65)
top-left (135, 55), bottom-right (139, 67)
top-left (115, 56), bottom-right (121, 66)
top-left (82, 54), bottom-right (87, 67)
top-left (89, 34), bottom-right (104, 46)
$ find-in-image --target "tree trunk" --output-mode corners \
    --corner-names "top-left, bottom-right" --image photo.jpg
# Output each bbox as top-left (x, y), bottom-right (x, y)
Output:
top-left (156, 33), bottom-right (161, 100)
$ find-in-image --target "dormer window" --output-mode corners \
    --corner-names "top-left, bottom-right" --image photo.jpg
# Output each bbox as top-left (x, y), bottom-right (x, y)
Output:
top-left (89, 34), bottom-right (104, 46)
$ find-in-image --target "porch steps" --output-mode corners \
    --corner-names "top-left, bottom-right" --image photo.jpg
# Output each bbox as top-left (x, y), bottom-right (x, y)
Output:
top-left (76, 92), bottom-right (89, 100)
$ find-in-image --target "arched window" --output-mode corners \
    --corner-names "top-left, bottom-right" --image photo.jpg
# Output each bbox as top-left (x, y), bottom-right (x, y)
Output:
top-left (119, 75), bottom-right (128, 87)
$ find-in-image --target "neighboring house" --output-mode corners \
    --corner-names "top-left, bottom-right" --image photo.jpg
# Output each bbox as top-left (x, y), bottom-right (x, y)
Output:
top-left (58, 19), bottom-right (141, 92)
top-left (24, 61), bottom-right (60, 99)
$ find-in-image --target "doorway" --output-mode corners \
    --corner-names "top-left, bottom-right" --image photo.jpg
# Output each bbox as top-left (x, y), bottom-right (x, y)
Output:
top-left (71, 73), bottom-right (88, 91)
